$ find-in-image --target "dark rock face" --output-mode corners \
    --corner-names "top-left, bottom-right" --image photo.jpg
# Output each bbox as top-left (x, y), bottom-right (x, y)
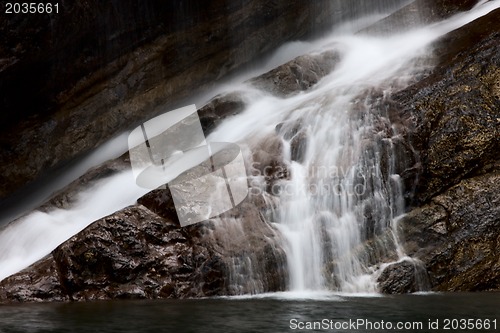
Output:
top-left (251, 134), bottom-right (291, 194)
top-left (40, 153), bottom-right (131, 212)
top-left (395, 8), bottom-right (500, 204)
top-left (363, 0), bottom-right (480, 34)
top-left (380, 8), bottom-right (500, 292)
top-left (0, 29), bottom-right (349, 302)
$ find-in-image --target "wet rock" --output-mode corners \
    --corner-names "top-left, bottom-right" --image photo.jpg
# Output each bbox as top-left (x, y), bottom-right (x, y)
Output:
top-left (137, 187), bottom-right (179, 223)
top-left (378, 8), bottom-right (500, 293)
top-left (210, 197), bottom-right (289, 294)
top-left (290, 131), bottom-right (308, 163)
top-left (378, 260), bottom-right (429, 294)
top-left (394, 8), bottom-right (500, 204)
top-left (251, 134), bottom-right (290, 195)
top-left (249, 51), bottom-right (340, 97)
top-left (3, 2), bottom-right (499, 301)
top-left (40, 153), bottom-right (131, 211)
top-left (275, 118), bottom-right (309, 163)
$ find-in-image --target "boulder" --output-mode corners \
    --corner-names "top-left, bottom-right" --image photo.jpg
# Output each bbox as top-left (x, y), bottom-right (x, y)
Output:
top-left (2, 2), bottom-right (499, 301)
top-left (394, 8), bottom-right (500, 204)
top-left (39, 153), bottom-right (131, 211)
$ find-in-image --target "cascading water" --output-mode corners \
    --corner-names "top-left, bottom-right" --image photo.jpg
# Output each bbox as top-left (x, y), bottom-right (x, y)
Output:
top-left (0, 0), bottom-right (499, 296)
top-left (209, 0), bottom-right (500, 294)
top-left (271, 33), bottom-right (436, 293)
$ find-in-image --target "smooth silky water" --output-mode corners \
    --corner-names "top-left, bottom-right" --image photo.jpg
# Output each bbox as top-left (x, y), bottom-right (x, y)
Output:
top-left (0, 1), bottom-right (499, 331)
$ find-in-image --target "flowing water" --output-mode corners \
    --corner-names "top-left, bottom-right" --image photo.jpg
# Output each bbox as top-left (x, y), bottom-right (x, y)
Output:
top-left (1, 1), bottom-right (499, 299)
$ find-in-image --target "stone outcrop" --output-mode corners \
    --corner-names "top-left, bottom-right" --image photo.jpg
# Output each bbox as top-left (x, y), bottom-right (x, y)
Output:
top-left (198, 92), bottom-right (247, 135)
top-left (0, 193), bottom-right (288, 302)
top-left (378, 8), bottom-right (500, 293)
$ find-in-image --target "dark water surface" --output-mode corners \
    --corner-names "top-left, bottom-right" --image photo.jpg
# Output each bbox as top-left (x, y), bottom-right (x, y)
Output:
top-left (0, 293), bottom-right (498, 333)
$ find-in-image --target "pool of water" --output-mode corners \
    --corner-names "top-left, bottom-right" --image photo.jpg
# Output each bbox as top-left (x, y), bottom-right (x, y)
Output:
top-left (0, 292), bottom-right (498, 332)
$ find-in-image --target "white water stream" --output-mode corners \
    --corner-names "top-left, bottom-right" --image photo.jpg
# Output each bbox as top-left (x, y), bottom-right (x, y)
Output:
top-left (0, 1), bottom-right (499, 291)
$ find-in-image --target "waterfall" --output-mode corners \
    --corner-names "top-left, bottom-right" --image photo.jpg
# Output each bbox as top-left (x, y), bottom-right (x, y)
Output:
top-left (208, 0), bottom-right (500, 294)
top-left (0, 1), bottom-right (499, 294)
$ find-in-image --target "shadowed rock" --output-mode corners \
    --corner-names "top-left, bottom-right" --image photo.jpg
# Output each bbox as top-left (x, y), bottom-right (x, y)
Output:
top-left (1, 2), bottom-right (499, 302)
top-left (198, 92), bottom-right (247, 135)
